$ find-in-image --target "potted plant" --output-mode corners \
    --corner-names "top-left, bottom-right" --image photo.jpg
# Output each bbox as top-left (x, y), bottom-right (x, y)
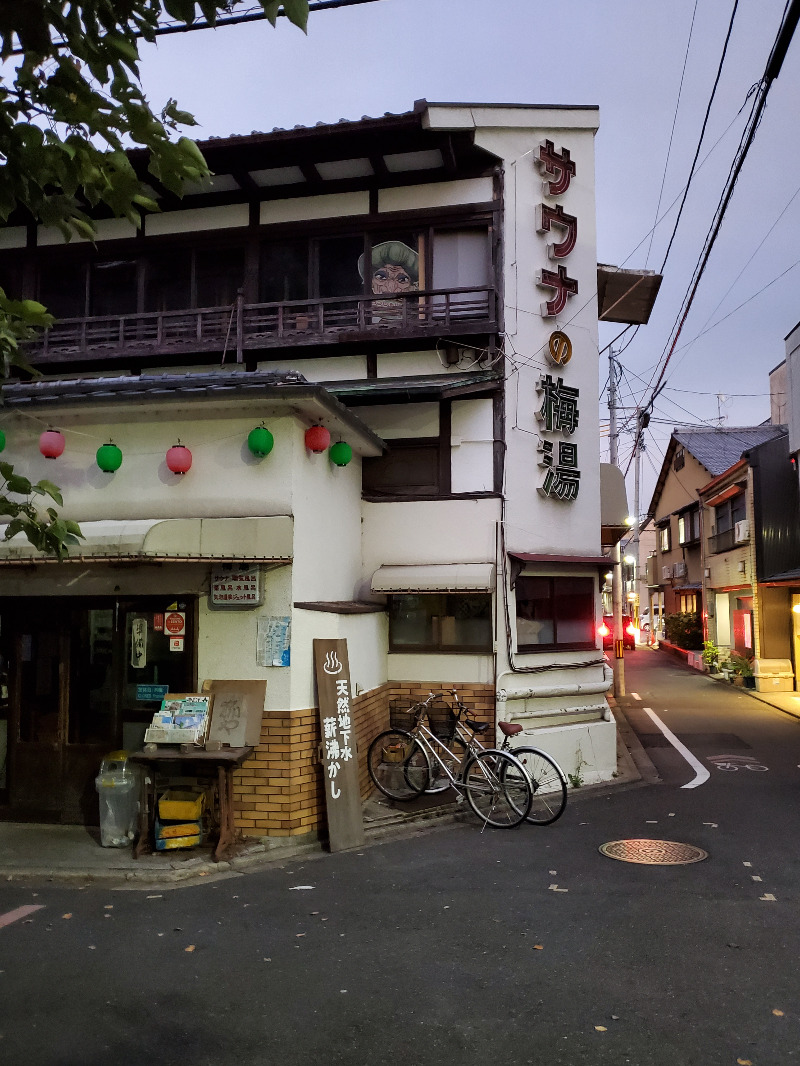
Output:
top-left (729, 653), bottom-right (755, 688)
top-left (701, 640), bottom-right (720, 674)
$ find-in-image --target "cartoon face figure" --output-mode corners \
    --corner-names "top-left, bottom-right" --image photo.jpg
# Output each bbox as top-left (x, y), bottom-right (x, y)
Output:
top-left (371, 262), bottom-right (415, 295)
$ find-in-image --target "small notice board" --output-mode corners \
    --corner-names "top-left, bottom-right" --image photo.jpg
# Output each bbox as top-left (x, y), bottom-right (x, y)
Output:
top-left (313, 638), bottom-right (364, 852)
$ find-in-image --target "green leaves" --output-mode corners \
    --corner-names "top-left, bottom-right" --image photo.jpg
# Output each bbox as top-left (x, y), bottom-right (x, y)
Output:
top-left (0, 460), bottom-right (82, 558)
top-left (0, 2), bottom-right (309, 246)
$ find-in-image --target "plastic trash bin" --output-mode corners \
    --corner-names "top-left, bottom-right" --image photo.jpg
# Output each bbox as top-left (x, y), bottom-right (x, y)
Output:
top-left (95, 750), bottom-right (140, 848)
top-left (753, 659), bottom-right (795, 693)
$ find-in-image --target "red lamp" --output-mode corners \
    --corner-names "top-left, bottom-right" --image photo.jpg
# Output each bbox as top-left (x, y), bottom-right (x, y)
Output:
top-left (39, 429), bottom-right (65, 459)
top-left (305, 425), bottom-right (331, 453)
top-left (166, 442), bottom-right (192, 474)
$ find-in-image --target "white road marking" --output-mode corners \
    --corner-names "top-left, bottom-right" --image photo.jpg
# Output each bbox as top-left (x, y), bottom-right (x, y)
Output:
top-left (752, 876), bottom-right (762, 882)
top-left (631, 692), bottom-right (642, 701)
top-left (643, 708), bottom-right (710, 789)
top-left (743, 862), bottom-right (752, 867)
top-left (0, 904), bottom-right (44, 929)
top-left (760, 893), bottom-right (777, 901)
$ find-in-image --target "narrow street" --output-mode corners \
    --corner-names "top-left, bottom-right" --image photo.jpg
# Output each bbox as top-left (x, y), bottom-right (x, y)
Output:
top-left (2, 650), bottom-right (800, 1066)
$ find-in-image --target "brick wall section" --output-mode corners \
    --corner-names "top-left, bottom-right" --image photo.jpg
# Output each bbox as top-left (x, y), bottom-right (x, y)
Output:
top-left (232, 681), bottom-right (495, 839)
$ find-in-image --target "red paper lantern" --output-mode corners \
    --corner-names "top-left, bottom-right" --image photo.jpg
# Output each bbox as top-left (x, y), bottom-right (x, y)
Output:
top-left (166, 442), bottom-right (192, 474)
top-left (39, 429), bottom-right (65, 459)
top-left (305, 425), bottom-right (331, 453)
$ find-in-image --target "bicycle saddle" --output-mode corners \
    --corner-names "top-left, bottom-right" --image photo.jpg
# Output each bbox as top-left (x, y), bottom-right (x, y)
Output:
top-left (465, 718), bottom-right (490, 734)
top-left (498, 721), bottom-right (523, 737)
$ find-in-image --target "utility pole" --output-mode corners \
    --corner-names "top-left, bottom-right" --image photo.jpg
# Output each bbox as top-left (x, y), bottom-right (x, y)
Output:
top-left (608, 350), bottom-right (625, 697)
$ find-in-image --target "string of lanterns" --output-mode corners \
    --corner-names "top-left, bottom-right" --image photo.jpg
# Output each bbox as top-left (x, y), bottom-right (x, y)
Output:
top-left (10, 424), bottom-right (355, 473)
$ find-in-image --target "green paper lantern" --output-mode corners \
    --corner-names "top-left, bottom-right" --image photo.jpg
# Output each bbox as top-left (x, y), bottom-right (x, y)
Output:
top-left (329, 441), bottom-right (353, 467)
top-left (248, 425), bottom-right (274, 457)
top-left (0, 429), bottom-right (5, 453)
top-left (96, 441), bottom-right (123, 473)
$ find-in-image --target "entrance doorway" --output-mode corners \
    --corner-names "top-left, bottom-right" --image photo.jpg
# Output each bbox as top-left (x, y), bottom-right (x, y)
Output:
top-left (1, 597), bottom-right (195, 823)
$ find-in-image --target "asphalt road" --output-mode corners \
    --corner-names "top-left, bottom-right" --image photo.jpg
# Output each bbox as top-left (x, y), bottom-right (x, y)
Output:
top-left (2, 649), bottom-right (800, 1066)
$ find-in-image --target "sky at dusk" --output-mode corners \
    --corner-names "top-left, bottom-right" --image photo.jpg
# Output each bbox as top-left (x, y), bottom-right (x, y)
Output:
top-left (135, 0), bottom-right (800, 512)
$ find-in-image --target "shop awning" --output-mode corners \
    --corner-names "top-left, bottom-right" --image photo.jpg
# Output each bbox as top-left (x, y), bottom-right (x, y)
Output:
top-left (0, 516), bottom-right (293, 564)
top-left (371, 562), bottom-right (495, 593)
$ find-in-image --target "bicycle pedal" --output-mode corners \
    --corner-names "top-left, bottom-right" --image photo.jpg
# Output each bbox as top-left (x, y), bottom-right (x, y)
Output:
top-left (455, 794), bottom-right (465, 804)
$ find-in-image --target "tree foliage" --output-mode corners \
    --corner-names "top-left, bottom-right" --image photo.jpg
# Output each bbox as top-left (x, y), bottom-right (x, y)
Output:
top-left (0, 0), bottom-right (308, 554)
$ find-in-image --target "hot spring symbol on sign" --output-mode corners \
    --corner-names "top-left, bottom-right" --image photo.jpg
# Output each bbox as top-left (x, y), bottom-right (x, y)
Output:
top-left (323, 650), bottom-right (343, 675)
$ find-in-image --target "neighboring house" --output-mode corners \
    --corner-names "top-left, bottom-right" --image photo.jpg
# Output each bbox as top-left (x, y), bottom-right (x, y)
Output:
top-left (0, 101), bottom-right (658, 834)
top-left (698, 427), bottom-right (800, 671)
top-left (645, 426), bottom-right (786, 638)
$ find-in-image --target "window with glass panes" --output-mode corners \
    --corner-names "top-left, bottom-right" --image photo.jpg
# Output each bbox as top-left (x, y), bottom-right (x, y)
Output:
top-left (515, 575), bottom-right (596, 651)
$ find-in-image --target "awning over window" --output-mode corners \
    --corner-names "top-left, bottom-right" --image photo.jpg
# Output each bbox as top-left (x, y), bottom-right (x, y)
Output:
top-left (371, 563), bottom-right (495, 593)
top-left (705, 485), bottom-right (743, 508)
top-left (0, 516), bottom-right (293, 564)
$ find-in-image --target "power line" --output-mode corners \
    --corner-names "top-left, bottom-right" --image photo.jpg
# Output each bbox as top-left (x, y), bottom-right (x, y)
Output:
top-left (639, 0), bottom-right (800, 413)
top-left (646, 0), bottom-right (700, 266)
top-left (657, 0), bottom-right (741, 273)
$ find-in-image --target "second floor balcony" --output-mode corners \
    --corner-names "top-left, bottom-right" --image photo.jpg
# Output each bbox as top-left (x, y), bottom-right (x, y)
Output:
top-left (708, 528), bottom-right (735, 554)
top-left (25, 286), bottom-right (498, 369)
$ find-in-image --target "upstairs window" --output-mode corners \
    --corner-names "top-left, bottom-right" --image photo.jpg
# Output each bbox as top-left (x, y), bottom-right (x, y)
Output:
top-left (659, 523), bottom-right (671, 552)
top-left (678, 508), bottom-right (700, 545)
top-left (362, 438), bottom-right (441, 497)
top-left (515, 575), bottom-right (596, 651)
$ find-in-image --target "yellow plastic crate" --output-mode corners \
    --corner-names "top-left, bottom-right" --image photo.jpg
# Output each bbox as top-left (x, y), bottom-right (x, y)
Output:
top-left (155, 833), bottom-right (201, 851)
top-left (156, 820), bottom-right (202, 840)
top-left (158, 790), bottom-right (205, 821)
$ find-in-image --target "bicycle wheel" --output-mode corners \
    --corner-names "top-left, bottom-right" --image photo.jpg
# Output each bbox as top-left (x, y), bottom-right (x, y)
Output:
top-left (511, 746), bottom-right (568, 825)
top-left (461, 749), bottom-right (532, 828)
top-left (367, 729), bottom-right (430, 801)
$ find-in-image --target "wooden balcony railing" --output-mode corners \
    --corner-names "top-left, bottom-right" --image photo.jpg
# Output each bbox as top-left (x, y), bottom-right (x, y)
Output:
top-left (26, 286), bottom-right (498, 366)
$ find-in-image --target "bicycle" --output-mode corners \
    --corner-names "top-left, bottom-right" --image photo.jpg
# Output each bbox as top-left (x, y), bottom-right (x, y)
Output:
top-left (367, 693), bottom-right (533, 829)
top-left (432, 689), bottom-right (568, 826)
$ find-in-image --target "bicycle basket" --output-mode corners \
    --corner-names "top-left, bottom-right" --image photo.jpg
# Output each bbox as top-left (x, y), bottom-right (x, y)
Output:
top-left (389, 700), bottom-right (418, 731)
top-left (427, 699), bottom-right (457, 741)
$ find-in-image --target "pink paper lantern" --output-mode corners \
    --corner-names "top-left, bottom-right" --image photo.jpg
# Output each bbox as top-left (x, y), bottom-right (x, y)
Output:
top-left (305, 425), bottom-right (331, 453)
top-left (166, 442), bottom-right (192, 474)
top-left (39, 429), bottom-right (65, 459)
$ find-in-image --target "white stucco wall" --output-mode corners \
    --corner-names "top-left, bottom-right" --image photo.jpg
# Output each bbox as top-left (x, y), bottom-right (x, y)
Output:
top-left (1, 407), bottom-right (296, 523)
top-left (451, 398), bottom-right (494, 493)
top-left (361, 498), bottom-right (500, 587)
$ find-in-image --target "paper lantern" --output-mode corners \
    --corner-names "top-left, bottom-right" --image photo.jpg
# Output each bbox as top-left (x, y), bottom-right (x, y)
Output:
top-left (96, 441), bottom-right (123, 473)
top-left (166, 442), bottom-right (192, 474)
top-left (0, 429), bottom-right (5, 453)
top-left (39, 429), bottom-right (65, 459)
top-left (329, 441), bottom-right (353, 467)
top-left (248, 425), bottom-right (274, 457)
top-left (305, 425), bottom-right (331, 453)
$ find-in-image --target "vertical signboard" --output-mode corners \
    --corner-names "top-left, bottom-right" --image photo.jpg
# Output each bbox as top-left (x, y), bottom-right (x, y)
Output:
top-left (313, 638), bottom-right (365, 852)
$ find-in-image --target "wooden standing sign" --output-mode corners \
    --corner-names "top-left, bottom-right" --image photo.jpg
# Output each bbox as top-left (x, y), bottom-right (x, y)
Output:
top-left (313, 638), bottom-right (365, 852)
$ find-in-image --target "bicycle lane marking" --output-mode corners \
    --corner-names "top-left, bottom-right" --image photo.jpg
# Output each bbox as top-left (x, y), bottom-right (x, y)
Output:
top-left (643, 708), bottom-right (710, 790)
top-left (0, 905), bottom-right (44, 930)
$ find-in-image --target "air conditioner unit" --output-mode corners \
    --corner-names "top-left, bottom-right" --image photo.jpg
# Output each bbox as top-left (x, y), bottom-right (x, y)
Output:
top-left (661, 565), bottom-right (673, 581)
top-left (674, 561), bottom-right (687, 578)
top-left (734, 520), bottom-right (750, 544)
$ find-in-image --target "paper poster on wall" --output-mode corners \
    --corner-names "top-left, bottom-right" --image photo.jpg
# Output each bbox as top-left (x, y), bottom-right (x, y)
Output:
top-left (256, 617), bottom-right (291, 667)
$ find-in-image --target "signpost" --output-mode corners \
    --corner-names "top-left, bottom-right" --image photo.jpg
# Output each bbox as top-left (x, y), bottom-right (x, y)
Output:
top-left (313, 638), bottom-right (365, 852)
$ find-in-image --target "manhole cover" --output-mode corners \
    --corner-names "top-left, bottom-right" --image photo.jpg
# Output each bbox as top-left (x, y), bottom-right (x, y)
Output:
top-left (599, 839), bottom-right (708, 865)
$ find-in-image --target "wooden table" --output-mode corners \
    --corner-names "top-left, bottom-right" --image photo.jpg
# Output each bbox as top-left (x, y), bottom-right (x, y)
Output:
top-left (128, 746), bottom-right (255, 862)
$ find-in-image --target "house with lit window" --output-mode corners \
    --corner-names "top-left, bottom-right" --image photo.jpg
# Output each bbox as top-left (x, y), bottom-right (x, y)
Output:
top-left (646, 424), bottom-right (788, 649)
top-left (0, 101), bottom-right (658, 838)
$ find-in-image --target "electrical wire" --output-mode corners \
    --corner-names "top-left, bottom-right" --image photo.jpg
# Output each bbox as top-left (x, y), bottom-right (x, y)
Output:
top-left (646, 0), bottom-right (700, 266)
top-left (642, 0), bottom-right (798, 406)
top-left (657, 0), bottom-right (741, 273)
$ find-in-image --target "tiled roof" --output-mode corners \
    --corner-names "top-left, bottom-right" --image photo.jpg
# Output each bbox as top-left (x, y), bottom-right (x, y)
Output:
top-left (673, 425), bottom-right (786, 476)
